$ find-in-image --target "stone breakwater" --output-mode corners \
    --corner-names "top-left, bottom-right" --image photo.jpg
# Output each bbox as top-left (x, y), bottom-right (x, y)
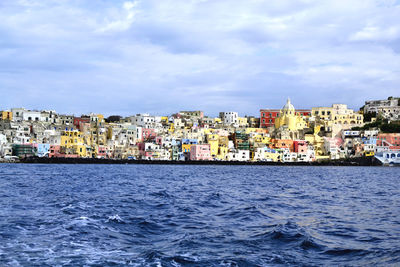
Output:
top-left (15, 156), bottom-right (384, 166)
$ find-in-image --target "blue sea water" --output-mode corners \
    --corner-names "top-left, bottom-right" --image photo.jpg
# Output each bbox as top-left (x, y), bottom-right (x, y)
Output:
top-left (0, 164), bottom-right (399, 266)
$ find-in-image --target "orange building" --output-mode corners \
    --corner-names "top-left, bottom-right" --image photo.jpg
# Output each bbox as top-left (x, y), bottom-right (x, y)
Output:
top-left (270, 139), bottom-right (294, 151)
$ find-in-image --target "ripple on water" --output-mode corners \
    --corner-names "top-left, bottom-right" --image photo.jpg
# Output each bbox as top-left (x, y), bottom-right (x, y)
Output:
top-left (0, 164), bottom-right (399, 266)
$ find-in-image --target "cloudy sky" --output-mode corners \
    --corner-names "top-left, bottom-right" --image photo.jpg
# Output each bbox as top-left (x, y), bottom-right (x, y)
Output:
top-left (0, 0), bottom-right (399, 116)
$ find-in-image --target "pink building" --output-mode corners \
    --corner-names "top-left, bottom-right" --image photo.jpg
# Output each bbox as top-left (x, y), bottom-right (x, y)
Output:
top-left (48, 145), bottom-right (79, 158)
top-left (142, 128), bottom-right (156, 140)
top-left (293, 140), bottom-right (308, 153)
top-left (189, 144), bottom-right (212, 161)
top-left (97, 146), bottom-right (107, 158)
top-left (156, 136), bottom-right (163, 145)
top-left (49, 145), bottom-right (61, 158)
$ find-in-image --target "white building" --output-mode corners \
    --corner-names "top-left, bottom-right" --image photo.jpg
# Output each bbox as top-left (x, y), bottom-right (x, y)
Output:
top-left (130, 114), bottom-right (159, 128)
top-left (22, 110), bottom-right (42, 122)
top-left (11, 108), bottom-right (26, 122)
top-left (219, 112), bottom-right (238, 126)
top-left (364, 97), bottom-right (400, 121)
top-left (115, 125), bottom-right (142, 146)
top-left (226, 149), bottom-right (250, 161)
top-left (0, 134), bottom-right (7, 145)
top-left (364, 130), bottom-right (379, 138)
top-left (341, 130), bottom-right (360, 140)
top-left (282, 151), bottom-right (297, 162)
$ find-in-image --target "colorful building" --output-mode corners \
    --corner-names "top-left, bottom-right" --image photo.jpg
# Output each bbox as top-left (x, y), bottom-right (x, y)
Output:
top-left (1, 111), bottom-right (13, 121)
top-left (182, 139), bottom-right (198, 153)
top-left (377, 133), bottom-right (400, 149)
top-left (275, 99), bottom-right (308, 131)
top-left (60, 129), bottom-right (87, 157)
top-left (260, 109), bottom-right (280, 128)
top-left (189, 144), bottom-right (212, 161)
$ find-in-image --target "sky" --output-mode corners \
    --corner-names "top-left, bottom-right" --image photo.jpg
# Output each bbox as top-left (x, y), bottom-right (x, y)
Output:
top-left (0, 0), bottom-right (399, 117)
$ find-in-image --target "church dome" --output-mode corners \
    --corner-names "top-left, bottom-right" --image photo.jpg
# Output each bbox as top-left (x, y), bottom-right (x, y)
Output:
top-left (282, 98), bottom-right (295, 111)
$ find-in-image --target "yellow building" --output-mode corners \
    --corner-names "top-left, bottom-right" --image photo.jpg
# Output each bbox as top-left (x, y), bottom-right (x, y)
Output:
top-left (168, 123), bottom-right (175, 133)
top-left (304, 126), bottom-right (327, 160)
top-left (1, 111), bottom-right (12, 121)
top-left (90, 114), bottom-right (105, 124)
top-left (207, 134), bottom-right (219, 157)
top-left (253, 147), bottom-right (281, 162)
top-left (263, 150), bottom-right (281, 162)
top-left (312, 104), bottom-right (363, 126)
top-left (252, 134), bottom-right (271, 144)
top-left (60, 130), bottom-right (88, 157)
top-left (275, 99), bottom-right (307, 131)
top-left (216, 146), bottom-right (229, 160)
top-left (244, 128), bottom-right (268, 135)
top-left (237, 117), bottom-right (248, 127)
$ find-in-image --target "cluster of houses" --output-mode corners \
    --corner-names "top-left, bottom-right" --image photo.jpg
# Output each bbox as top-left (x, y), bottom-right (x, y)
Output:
top-left (1, 97), bottom-right (399, 162)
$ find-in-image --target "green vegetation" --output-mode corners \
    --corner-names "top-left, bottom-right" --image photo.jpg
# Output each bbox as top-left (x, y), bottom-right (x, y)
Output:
top-left (380, 123), bottom-right (400, 133)
top-left (363, 112), bottom-right (376, 122)
top-left (352, 118), bottom-right (400, 133)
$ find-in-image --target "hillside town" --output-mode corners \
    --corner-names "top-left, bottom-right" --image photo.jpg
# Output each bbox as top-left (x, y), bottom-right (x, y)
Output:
top-left (1, 97), bottom-right (399, 163)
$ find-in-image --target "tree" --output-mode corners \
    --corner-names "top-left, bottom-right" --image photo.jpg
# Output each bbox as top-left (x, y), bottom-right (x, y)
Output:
top-left (363, 112), bottom-right (376, 122)
top-left (106, 115), bottom-right (122, 123)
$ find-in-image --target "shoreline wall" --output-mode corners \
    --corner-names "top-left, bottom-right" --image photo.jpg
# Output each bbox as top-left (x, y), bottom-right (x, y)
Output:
top-left (12, 156), bottom-right (384, 166)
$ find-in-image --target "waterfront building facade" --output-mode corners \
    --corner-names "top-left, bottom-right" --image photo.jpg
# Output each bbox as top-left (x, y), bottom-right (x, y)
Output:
top-left (1, 96), bottom-right (399, 162)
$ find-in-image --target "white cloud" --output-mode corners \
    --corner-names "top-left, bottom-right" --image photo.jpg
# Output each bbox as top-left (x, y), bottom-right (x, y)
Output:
top-left (96, 1), bottom-right (138, 33)
top-left (0, 0), bottom-right (399, 115)
top-left (350, 26), bottom-right (399, 41)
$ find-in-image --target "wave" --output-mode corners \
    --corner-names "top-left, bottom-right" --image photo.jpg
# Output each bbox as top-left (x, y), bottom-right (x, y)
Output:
top-left (322, 248), bottom-right (370, 256)
top-left (106, 214), bottom-right (125, 224)
top-left (150, 190), bottom-right (173, 199)
top-left (252, 221), bottom-right (325, 251)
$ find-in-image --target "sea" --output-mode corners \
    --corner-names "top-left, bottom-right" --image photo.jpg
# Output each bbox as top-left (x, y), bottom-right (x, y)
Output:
top-left (0, 164), bottom-right (399, 266)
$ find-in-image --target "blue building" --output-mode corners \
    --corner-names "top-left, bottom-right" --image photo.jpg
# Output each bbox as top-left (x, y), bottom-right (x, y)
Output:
top-left (37, 144), bottom-right (50, 157)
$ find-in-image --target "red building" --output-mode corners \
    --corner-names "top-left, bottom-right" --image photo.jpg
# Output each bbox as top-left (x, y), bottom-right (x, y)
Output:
top-left (73, 117), bottom-right (90, 130)
top-left (293, 140), bottom-right (308, 153)
top-left (377, 133), bottom-right (400, 149)
top-left (259, 109), bottom-right (312, 128)
top-left (260, 109), bottom-right (280, 128)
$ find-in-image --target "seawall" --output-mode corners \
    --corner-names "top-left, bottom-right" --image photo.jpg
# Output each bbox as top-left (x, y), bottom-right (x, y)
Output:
top-left (14, 156), bottom-right (384, 166)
